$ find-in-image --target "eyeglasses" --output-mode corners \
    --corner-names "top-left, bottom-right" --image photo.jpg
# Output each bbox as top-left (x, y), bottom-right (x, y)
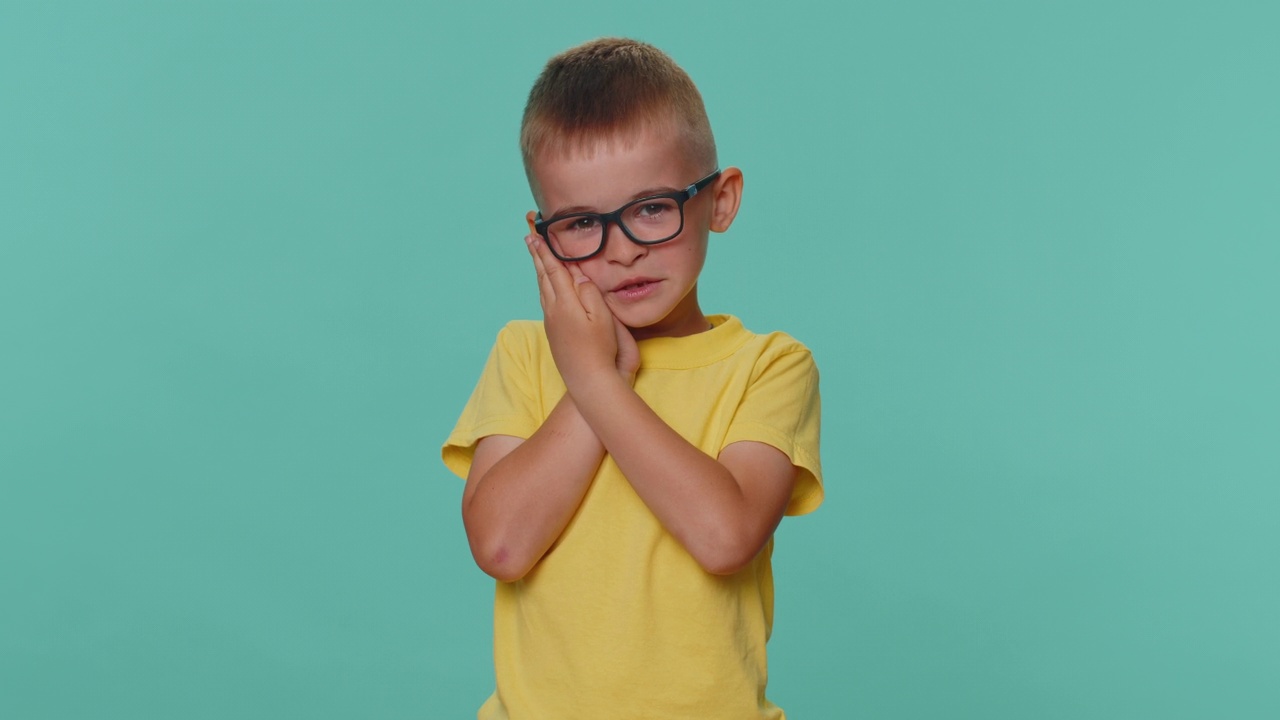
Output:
top-left (533, 169), bottom-right (721, 262)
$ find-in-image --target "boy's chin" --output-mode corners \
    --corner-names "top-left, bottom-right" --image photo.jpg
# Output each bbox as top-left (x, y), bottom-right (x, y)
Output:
top-left (618, 309), bottom-right (712, 341)
top-left (608, 304), bottom-right (665, 330)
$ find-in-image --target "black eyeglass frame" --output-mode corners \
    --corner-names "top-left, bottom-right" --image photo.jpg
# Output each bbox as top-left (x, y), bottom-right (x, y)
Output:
top-left (533, 169), bottom-right (722, 262)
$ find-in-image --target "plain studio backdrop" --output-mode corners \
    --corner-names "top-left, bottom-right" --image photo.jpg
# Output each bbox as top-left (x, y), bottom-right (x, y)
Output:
top-left (1, 2), bottom-right (1276, 718)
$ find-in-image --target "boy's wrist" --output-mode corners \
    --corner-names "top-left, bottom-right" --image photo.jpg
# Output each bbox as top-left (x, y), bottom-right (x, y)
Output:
top-left (566, 366), bottom-right (632, 407)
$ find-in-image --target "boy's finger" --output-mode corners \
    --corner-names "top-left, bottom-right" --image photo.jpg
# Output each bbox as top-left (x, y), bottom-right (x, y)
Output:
top-left (526, 235), bottom-right (556, 302)
top-left (566, 263), bottom-right (605, 316)
top-left (531, 235), bottom-right (577, 299)
top-left (573, 271), bottom-right (609, 317)
top-left (565, 263), bottom-right (591, 289)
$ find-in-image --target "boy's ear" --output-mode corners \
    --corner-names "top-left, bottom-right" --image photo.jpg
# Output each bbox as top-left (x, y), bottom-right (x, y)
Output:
top-left (525, 210), bottom-right (538, 235)
top-left (709, 167), bottom-right (744, 233)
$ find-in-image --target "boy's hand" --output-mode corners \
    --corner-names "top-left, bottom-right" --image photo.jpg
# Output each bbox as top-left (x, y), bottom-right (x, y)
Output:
top-left (527, 234), bottom-right (633, 388)
top-left (568, 263), bottom-right (639, 382)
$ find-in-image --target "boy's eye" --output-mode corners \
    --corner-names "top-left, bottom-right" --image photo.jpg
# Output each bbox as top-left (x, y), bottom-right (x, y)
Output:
top-left (552, 216), bottom-right (601, 235)
top-left (568, 216), bottom-right (601, 233)
top-left (631, 200), bottom-right (675, 221)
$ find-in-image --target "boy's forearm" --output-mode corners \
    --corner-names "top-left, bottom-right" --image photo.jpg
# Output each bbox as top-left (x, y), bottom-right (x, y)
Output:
top-left (566, 372), bottom-right (774, 575)
top-left (463, 394), bottom-right (605, 582)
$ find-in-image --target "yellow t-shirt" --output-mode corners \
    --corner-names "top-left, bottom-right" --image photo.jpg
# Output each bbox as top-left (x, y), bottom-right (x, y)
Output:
top-left (442, 314), bottom-right (823, 720)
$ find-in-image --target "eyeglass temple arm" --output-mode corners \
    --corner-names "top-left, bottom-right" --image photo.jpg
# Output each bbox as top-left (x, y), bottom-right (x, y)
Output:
top-left (685, 169), bottom-right (722, 198)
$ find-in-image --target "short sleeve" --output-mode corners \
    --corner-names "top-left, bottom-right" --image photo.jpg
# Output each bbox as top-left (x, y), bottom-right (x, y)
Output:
top-left (441, 322), bottom-right (544, 481)
top-left (722, 346), bottom-right (823, 515)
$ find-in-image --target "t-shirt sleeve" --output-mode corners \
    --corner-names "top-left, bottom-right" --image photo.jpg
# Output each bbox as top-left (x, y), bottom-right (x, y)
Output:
top-left (721, 345), bottom-right (823, 516)
top-left (441, 323), bottom-right (544, 481)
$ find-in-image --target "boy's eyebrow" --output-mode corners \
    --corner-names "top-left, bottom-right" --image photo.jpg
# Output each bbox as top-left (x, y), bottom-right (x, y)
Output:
top-left (548, 185), bottom-right (682, 218)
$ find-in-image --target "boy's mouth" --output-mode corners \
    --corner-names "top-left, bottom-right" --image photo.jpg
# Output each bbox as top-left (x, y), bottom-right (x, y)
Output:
top-left (610, 277), bottom-right (660, 293)
top-left (609, 277), bottom-right (662, 301)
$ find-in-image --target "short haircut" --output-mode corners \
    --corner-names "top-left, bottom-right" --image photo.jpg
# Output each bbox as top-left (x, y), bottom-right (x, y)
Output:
top-left (520, 38), bottom-right (717, 184)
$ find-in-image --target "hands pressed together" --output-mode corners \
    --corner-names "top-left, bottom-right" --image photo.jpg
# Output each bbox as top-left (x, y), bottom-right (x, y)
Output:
top-left (525, 234), bottom-right (640, 388)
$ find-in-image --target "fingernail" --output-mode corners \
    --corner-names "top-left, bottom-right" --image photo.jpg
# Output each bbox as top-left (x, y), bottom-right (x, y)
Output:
top-left (576, 275), bottom-right (590, 284)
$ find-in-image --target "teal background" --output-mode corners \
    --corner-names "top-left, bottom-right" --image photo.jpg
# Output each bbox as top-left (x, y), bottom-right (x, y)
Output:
top-left (2, 1), bottom-right (1276, 718)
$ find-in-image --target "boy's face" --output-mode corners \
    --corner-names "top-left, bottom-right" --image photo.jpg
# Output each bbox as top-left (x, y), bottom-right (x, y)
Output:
top-left (526, 128), bottom-right (738, 341)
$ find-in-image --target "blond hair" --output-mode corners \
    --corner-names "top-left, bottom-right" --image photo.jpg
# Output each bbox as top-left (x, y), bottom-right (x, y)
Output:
top-left (520, 38), bottom-right (717, 180)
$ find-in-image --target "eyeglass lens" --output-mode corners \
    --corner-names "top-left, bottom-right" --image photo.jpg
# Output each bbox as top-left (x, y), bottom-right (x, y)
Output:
top-left (545, 196), bottom-right (682, 260)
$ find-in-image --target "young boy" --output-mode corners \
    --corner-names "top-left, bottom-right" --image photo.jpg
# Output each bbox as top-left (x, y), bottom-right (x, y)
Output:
top-left (442, 37), bottom-right (823, 719)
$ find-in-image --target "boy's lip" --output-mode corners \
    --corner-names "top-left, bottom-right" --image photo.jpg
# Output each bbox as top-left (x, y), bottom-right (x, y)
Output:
top-left (609, 276), bottom-right (661, 293)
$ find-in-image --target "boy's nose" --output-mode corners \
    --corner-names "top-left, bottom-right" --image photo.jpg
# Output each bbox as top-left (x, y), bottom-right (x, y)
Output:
top-left (603, 222), bottom-right (646, 265)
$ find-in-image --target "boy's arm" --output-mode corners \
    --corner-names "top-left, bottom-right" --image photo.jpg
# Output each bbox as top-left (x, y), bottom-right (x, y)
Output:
top-left (529, 236), bottom-right (797, 576)
top-left (461, 394), bottom-right (604, 583)
top-left (459, 236), bottom-right (643, 583)
top-left (573, 371), bottom-right (796, 576)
